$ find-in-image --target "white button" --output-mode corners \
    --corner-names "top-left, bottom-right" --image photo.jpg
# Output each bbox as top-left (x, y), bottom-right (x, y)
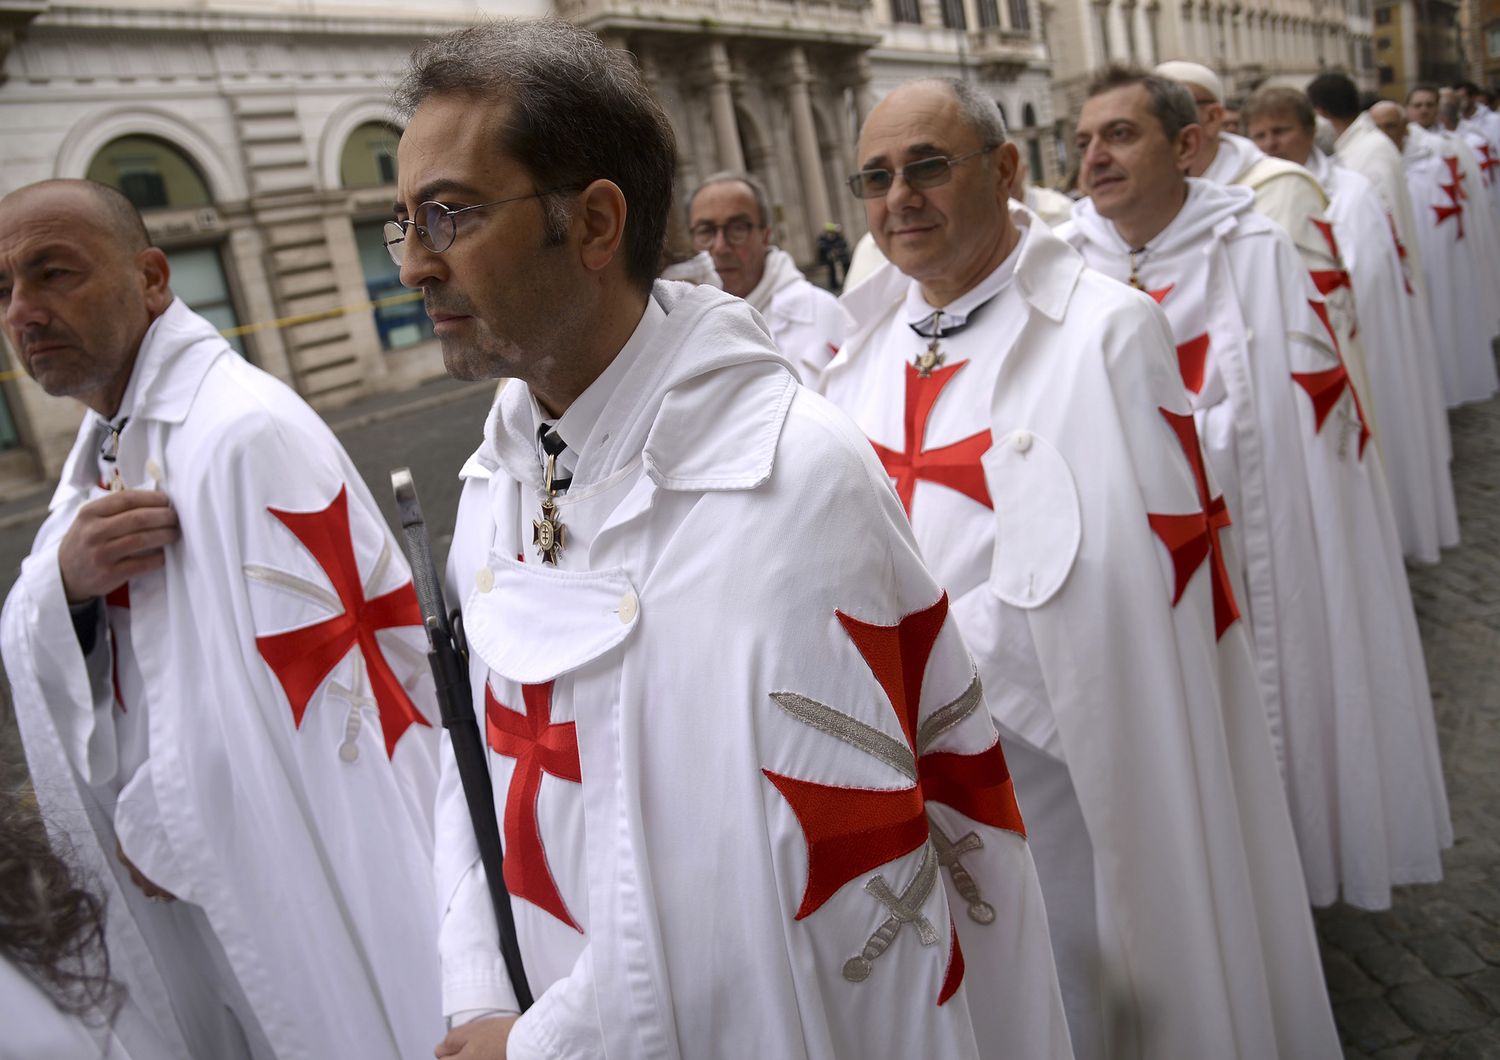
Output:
top-left (617, 592), bottom-right (638, 624)
top-left (145, 458), bottom-right (164, 484)
top-left (475, 567), bottom-right (495, 593)
top-left (1013, 431), bottom-right (1033, 454)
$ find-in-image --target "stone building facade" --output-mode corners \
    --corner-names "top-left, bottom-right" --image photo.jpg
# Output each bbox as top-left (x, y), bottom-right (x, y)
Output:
top-left (1372, 0), bottom-right (1464, 100)
top-left (0, 0), bottom-right (1053, 492)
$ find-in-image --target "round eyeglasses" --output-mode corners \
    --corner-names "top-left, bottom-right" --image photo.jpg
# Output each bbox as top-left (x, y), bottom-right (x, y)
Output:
top-left (689, 219), bottom-right (759, 249)
top-left (846, 145), bottom-right (998, 199)
top-left (384, 193), bottom-right (544, 266)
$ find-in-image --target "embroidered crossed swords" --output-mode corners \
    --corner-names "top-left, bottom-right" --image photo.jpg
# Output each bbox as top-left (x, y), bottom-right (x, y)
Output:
top-left (770, 674), bottom-right (996, 985)
top-left (244, 541), bottom-right (427, 763)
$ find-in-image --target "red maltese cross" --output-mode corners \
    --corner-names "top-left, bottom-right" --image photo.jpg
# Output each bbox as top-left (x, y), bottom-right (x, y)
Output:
top-left (871, 362), bottom-right (993, 516)
top-left (1297, 301), bottom-right (1371, 458)
top-left (1309, 218), bottom-right (1355, 318)
top-left (1148, 284), bottom-right (1211, 395)
top-left (255, 486), bottom-right (429, 758)
top-left (486, 680), bottom-right (583, 932)
top-left (763, 593), bottom-right (1025, 1005)
top-left (1148, 409), bottom-right (1241, 640)
top-left (1436, 157), bottom-right (1466, 238)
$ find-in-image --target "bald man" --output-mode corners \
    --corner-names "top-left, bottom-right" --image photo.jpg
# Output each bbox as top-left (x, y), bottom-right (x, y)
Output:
top-left (0, 180), bottom-right (443, 1060)
top-left (1371, 100), bottom-right (1409, 151)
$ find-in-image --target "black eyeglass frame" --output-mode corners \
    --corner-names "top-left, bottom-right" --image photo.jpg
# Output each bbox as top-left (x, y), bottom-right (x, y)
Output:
top-left (384, 189), bottom-right (569, 265)
top-left (688, 218), bottom-right (764, 249)
top-left (846, 145), bottom-right (1000, 200)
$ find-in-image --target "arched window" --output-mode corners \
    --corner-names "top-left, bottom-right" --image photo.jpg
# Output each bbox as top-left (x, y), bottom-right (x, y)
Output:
top-left (86, 136), bottom-right (244, 355)
top-left (340, 122), bottom-right (401, 189)
top-left (85, 135), bottom-right (212, 211)
top-left (342, 122), bottom-right (431, 351)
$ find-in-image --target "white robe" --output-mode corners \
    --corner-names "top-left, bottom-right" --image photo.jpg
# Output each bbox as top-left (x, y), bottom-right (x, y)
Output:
top-left (1, 300), bottom-right (444, 1060)
top-left (1335, 110), bottom-right (1426, 279)
top-left (436, 280), bottom-right (1070, 1059)
top-left (745, 245), bottom-right (846, 378)
top-left (822, 206), bottom-right (1338, 1060)
top-left (1066, 181), bottom-right (1452, 912)
top-left (1404, 124), bottom-right (1500, 406)
top-left (1203, 132), bottom-right (1376, 430)
top-left (0, 956), bottom-right (129, 1059)
top-left (1306, 148), bottom-right (1459, 562)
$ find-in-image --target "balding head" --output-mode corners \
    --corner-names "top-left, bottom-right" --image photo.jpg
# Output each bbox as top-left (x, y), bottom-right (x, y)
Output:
top-left (1370, 101), bottom-right (1407, 151)
top-left (2, 180), bottom-right (152, 254)
top-left (0, 179), bottom-right (172, 416)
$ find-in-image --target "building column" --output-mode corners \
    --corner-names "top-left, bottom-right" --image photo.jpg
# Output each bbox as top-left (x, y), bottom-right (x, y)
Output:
top-left (853, 53), bottom-right (877, 131)
top-left (706, 40), bottom-right (745, 172)
top-left (784, 47), bottom-right (836, 237)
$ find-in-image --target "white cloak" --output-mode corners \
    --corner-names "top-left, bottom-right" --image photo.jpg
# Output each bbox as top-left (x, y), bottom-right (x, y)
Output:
top-left (1307, 148), bottom-right (1460, 562)
top-left (1067, 181), bottom-right (1452, 912)
top-left (1203, 132), bottom-right (1376, 430)
top-left (1, 300), bottom-right (444, 1060)
top-left (745, 245), bottom-right (846, 378)
top-left (436, 280), bottom-right (1070, 1059)
top-left (1335, 110), bottom-right (1426, 279)
top-left (823, 206), bottom-right (1338, 1060)
top-left (1403, 124), bottom-right (1500, 406)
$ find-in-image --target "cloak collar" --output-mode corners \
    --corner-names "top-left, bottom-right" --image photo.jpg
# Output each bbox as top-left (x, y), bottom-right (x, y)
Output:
top-left (464, 280), bottom-right (797, 494)
top-left (744, 246), bottom-right (808, 317)
top-left (1069, 179), bottom-right (1254, 259)
top-left (833, 202), bottom-right (1084, 382)
top-left (49, 299), bottom-right (229, 511)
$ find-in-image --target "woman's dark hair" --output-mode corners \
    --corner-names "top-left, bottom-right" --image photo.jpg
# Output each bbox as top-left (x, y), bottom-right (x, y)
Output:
top-left (0, 793), bottom-right (121, 1023)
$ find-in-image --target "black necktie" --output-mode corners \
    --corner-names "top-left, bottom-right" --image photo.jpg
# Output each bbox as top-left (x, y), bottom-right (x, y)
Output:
top-left (538, 425), bottom-right (572, 495)
top-left (907, 288), bottom-right (999, 341)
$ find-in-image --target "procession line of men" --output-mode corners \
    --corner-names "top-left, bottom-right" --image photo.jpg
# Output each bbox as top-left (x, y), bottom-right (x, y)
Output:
top-left (2, 17), bottom-right (1480, 1060)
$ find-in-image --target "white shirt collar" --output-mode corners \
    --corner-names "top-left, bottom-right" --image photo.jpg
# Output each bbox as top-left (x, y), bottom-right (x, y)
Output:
top-left (900, 222), bottom-right (1027, 332)
top-left (528, 295), bottom-right (665, 479)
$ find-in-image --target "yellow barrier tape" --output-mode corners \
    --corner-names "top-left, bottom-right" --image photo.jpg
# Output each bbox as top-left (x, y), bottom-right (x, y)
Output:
top-left (0, 289), bottom-right (426, 382)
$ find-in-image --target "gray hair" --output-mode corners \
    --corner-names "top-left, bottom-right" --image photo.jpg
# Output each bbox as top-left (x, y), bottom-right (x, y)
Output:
top-left (393, 18), bottom-right (677, 292)
top-left (1243, 86), bottom-right (1316, 132)
top-left (687, 171), bottom-right (773, 228)
top-left (909, 78), bottom-right (1010, 146)
top-left (1086, 65), bottom-right (1199, 144)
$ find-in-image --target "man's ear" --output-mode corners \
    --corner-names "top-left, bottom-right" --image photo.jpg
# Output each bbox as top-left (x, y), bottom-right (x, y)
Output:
top-left (138, 247), bottom-right (173, 316)
top-left (1176, 125), bottom-right (1204, 173)
top-left (576, 179), bottom-right (628, 275)
top-left (995, 142), bottom-right (1021, 203)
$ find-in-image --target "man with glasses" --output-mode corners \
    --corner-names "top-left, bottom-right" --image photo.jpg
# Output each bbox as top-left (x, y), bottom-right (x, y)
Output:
top-left (0, 179), bottom-right (444, 1059)
top-left (819, 75), bottom-right (1338, 1059)
top-left (1155, 61), bottom-right (1376, 423)
top-left (686, 171), bottom-right (845, 377)
top-left (390, 21), bottom-right (1069, 1060)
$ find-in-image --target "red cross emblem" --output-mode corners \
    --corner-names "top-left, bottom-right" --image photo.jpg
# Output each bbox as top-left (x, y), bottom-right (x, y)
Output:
top-left (486, 680), bottom-right (583, 931)
top-left (763, 593), bottom-right (1024, 1005)
top-left (255, 486), bottom-right (430, 758)
top-left (1148, 409), bottom-right (1241, 639)
top-left (1298, 300), bottom-right (1371, 458)
top-left (1309, 218), bottom-right (1354, 305)
top-left (1479, 143), bottom-right (1499, 185)
top-left (105, 583), bottom-right (130, 712)
top-left (1436, 156), bottom-right (1466, 238)
top-left (1387, 214), bottom-right (1415, 295)
top-left (871, 362), bottom-right (992, 516)
top-left (1148, 285), bottom-right (1212, 395)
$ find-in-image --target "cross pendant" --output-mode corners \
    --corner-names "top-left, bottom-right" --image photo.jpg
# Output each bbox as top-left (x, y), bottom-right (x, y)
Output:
top-left (915, 336), bottom-right (943, 378)
top-left (532, 454), bottom-right (567, 565)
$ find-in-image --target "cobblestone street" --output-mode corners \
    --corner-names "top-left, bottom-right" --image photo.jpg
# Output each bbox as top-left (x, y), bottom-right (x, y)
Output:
top-left (0, 378), bottom-right (1497, 1056)
top-left (1316, 393), bottom-right (1500, 1059)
